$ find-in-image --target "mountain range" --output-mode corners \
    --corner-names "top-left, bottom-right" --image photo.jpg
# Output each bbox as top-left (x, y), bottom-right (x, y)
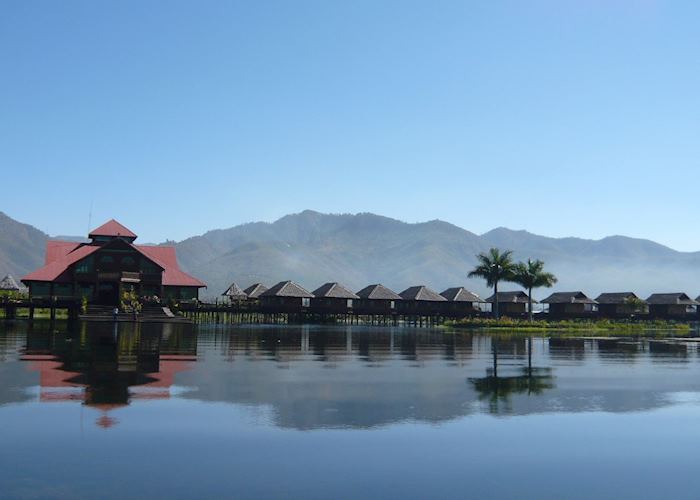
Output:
top-left (2, 210), bottom-right (700, 300)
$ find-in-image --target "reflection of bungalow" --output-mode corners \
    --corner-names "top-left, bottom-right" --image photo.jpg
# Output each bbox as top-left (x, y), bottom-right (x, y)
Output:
top-left (596, 292), bottom-right (648, 318)
top-left (354, 284), bottom-right (402, 315)
top-left (21, 220), bottom-right (205, 304)
top-left (646, 293), bottom-right (698, 319)
top-left (541, 292), bottom-right (598, 318)
top-left (486, 291), bottom-right (532, 317)
top-left (222, 282), bottom-right (247, 303)
top-left (398, 286), bottom-right (447, 315)
top-left (311, 282), bottom-right (359, 314)
top-left (440, 287), bottom-right (484, 317)
top-left (259, 281), bottom-right (313, 313)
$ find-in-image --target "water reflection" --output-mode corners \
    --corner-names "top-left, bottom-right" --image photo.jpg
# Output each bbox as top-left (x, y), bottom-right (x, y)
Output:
top-left (469, 337), bottom-right (556, 414)
top-left (2, 323), bottom-right (700, 429)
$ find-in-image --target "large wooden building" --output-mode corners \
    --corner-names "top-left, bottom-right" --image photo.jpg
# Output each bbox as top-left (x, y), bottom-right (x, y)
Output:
top-left (21, 219), bottom-right (206, 305)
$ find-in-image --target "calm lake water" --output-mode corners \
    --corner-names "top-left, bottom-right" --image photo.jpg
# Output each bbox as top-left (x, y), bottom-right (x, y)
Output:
top-left (2, 321), bottom-right (700, 499)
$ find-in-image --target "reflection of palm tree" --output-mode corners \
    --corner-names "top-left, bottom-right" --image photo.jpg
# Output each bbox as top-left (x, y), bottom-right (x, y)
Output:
top-left (469, 337), bottom-right (555, 414)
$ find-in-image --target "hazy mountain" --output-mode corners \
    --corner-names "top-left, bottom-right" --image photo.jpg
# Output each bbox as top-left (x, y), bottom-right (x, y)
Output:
top-left (3, 210), bottom-right (700, 300)
top-left (0, 212), bottom-right (48, 280)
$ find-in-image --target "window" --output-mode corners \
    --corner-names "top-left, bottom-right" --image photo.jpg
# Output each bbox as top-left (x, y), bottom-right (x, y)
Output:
top-left (347, 299), bottom-right (353, 308)
top-left (302, 298), bottom-right (310, 307)
top-left (390, 301), bottom-right (395, 309)
top-left (75, 256), bottom-right (93, 273)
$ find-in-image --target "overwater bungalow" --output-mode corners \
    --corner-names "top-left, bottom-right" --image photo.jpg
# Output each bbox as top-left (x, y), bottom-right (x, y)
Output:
top-left (259, 281), bottom-right (314, 313)
top-left (398, 286), bottom-right (447, 315)
top-left (354, 284), bottom-right (402, 315)
top-left (0, 274), bottom-right (22, 294)
top-left (243, 283), bottom-right (268, 301)
top-left (311, 282), bottom-right (359, 314)
top-left (541, 291), bottom-right (598, 318)
top-left (21, 219), bottom-right (205, 304)
top-left (596, 292), bottom-right (648, 318)
top-left (486, 291), bottom-right (532, 317)
top-left (646, 293), bottom-right (698, 319)
top-left (222, 282), bottom-right (247, 303)
top-left (440, 287), bottom-right (484, 317)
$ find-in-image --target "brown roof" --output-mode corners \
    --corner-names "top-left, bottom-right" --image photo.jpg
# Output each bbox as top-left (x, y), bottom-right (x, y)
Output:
top-left (312, 282), bottom-right (359, 299)
top-left (596, 292), bottom-right (645, 304)
top-left (399, 286), bottom-right (446, 302)
top-left (541, 292), bottom-right (597, 304)
top-left (646, 293), bottom-right (698, 305)
top-left (440, 287), bottom-right (483, 303)
top-left (486, 291), bottom-right (534, 303)
top-left (243, 283), bottom-right (268, 298)
top-left (356, 284), bottom-right (402, 301)
top-left (222, 282), bottom-right (247, 298)
top-left (261, 281), bottom-right (313, 298)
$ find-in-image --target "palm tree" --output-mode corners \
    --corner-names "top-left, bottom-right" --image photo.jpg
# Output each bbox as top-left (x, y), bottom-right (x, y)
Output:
top-left (512, 258), bottom-right (557, 321)
top-left (468, 248), bottom-right (515, 319)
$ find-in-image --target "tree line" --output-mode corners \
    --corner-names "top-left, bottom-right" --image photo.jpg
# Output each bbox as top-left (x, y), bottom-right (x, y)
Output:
top-left (468, 248), bottom-right (557, 321)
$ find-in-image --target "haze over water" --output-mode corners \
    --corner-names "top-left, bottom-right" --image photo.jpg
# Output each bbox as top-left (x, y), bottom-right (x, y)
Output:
top-left (2, 322), bottom-right (700, 499)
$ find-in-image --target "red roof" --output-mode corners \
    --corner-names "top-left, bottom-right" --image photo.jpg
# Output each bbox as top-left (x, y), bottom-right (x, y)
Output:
top-left (45, 241), bottom-right (81, 265)
top-left (136, 245), bottom-right (206, 287)
top-left (23, 244), bottom-right (101, 283)
top-left (22, 240), bottom-right (205, 288)
top-left (89, 219), bottom-right (137, 239)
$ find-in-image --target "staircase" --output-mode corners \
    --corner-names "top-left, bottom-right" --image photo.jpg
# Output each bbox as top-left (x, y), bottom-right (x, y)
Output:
top-left (80, 304), bottom-right (191, 323)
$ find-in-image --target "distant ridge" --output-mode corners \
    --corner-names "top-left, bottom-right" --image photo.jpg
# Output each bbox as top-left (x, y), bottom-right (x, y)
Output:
top-left (2, 209), bottom-right (700, 300)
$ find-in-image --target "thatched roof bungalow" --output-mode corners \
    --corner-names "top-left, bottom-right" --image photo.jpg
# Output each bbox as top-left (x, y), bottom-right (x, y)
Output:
top-left (398, 286), bottom-right (446, 315)
top-left (222, 282), bottom-right (247, 302)
top-left (596, 292), bottom-right (648, 318)
top-left (354, 284), bottom-right (401, 315)
top-left (243, 283), bottom-right (268, 300)
top-left (486, 291), bottom-right (533, 317)
top-left (260, 281), bottom-right (313, 312)
top-left (311, 282), bottom-right (359, 313)
top-left (646, 293), bottom-right (698, 318)
top-left (440, 287), bottom-right (484, 317)
top-left (541, 291), bottom-right (598, 318)
top-left (0, 274), bottom-right (21, 292)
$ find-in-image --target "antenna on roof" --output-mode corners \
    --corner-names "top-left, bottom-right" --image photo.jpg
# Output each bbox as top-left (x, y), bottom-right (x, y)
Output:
top-left (87, 199), bottom-right (93, 235)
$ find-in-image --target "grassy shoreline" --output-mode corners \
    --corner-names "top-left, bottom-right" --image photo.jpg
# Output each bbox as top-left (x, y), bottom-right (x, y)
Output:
top-left (443, 317), bottom-right (694, 336)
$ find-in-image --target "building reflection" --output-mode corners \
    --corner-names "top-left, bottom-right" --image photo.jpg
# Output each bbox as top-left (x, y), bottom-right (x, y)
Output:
top-left (21, 322), bottom-right (196, 428)
top-left (3, 322), bottom-right (700, 430)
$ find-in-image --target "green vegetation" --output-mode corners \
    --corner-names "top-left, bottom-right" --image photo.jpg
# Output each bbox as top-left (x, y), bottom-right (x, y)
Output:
top-left (511, 258), bottom-right (557, 321)
top-left (468, 248), bottom-right (515, 320)
top-left (444, 316), bottom-right (692, 335)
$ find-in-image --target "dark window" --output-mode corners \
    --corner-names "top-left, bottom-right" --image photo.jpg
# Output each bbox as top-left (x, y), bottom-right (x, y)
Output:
top-left (121, 256), bottom-right (136, 266)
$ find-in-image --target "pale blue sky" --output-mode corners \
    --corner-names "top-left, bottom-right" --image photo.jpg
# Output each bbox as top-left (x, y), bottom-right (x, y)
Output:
top-left (2, 1), bottom-right (699, 249)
